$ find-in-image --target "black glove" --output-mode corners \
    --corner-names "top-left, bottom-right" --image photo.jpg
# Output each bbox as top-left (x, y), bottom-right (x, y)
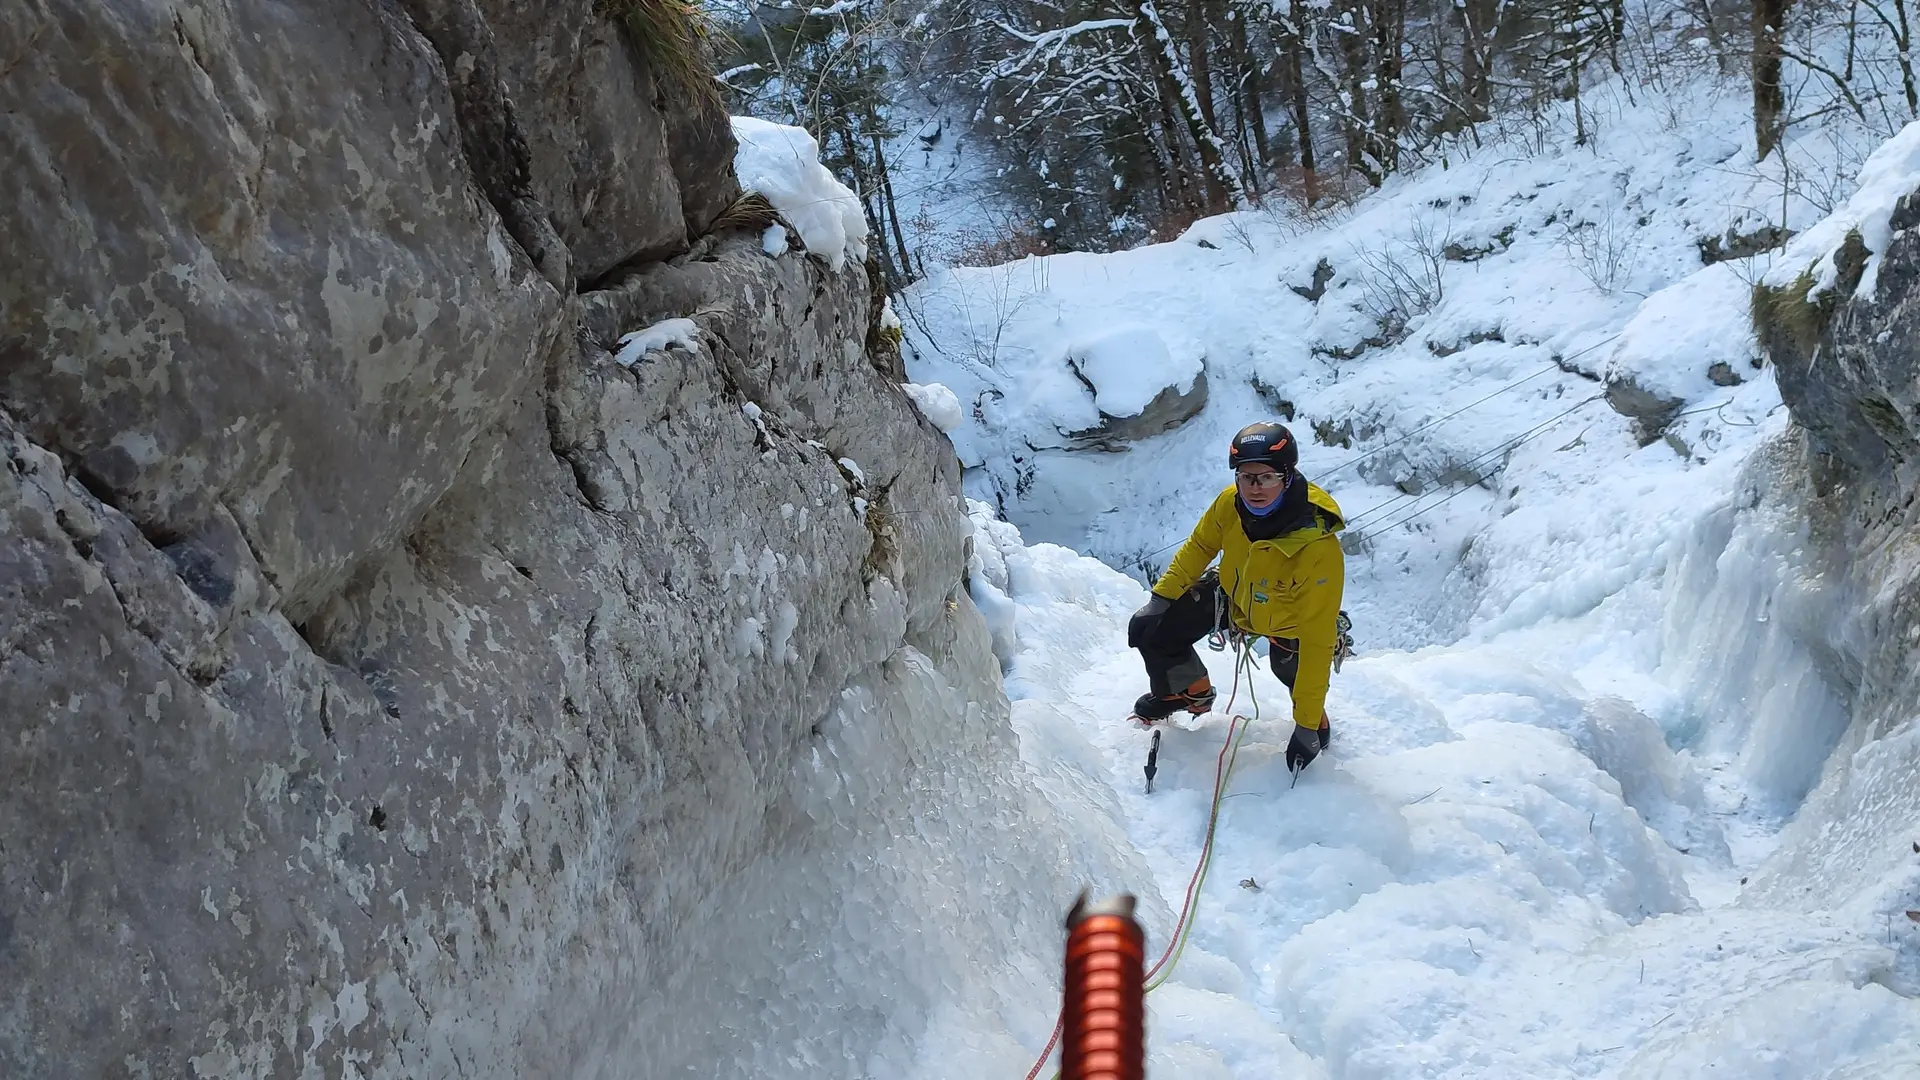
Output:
top-left (1127, 594), bottom-right (1172, 647)
top-left (1286, 723), bottom-right (1325, 773)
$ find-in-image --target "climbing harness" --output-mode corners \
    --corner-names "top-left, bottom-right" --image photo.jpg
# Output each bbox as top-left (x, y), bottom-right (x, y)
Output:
top-left (1205, 588), bottom-right (1230, 652)
top-left (1196, 569), bottom-right (1233, 653)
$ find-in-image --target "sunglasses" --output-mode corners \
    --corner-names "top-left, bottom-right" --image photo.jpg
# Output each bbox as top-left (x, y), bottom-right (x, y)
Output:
top-left (1235, 468), bottom-right (1290, 489)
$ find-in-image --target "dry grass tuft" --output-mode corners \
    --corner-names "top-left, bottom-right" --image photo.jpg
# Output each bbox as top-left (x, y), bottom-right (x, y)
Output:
top-left (710, 191), bottom-right (780, 235)
top-left (600, 0), bottom-right (721, 108)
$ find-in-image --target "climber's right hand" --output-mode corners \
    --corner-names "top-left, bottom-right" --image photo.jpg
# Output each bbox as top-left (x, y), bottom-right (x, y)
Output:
top-left (1286, 723), bottom-right (1324, 774)
top-left (1127, 594), bottom-right (1172, 647)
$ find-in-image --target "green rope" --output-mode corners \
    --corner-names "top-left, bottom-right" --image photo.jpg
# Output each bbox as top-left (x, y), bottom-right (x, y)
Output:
top-left (1045, 641), bottom-right (1272, 1078)
top-left (1143, 641), bottom-right (1264, 993)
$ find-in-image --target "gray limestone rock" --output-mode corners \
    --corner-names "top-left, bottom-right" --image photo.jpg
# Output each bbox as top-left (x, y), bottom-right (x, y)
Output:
top-left (0, 0), bottom-right (565, 624)
top-left (456, 0), bottom-right (742, 281)
top-left (1767, 234), bottom-right (1920, 480)
top-left (1, 236), bottom-right (985, 1080)
top-left (1603, 375), bottom-right (1685, 446)
top-left (0, 3), bottom-right (1014, 1077)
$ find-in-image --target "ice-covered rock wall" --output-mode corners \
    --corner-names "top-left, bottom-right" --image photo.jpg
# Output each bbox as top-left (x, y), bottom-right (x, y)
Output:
top-left (1719, 160), bottom-right (1920, 983)
top-left (1655, 435), bottom-right (1861, 810)
top-left (0, 3), bottom-right (1106, 1075)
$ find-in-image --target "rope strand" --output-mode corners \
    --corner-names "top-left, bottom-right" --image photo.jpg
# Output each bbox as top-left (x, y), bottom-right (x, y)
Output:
top-left (1025, 642), bottom-right (1266, 1078)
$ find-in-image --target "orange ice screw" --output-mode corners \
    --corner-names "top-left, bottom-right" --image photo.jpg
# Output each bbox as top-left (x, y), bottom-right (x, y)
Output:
top-left (1062, 892), bottom-right (1145, 1080)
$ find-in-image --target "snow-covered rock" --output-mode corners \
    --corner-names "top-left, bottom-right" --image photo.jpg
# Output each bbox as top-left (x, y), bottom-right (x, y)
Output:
top-left (902, 381), bottom-right (964, 432)
top-left (1765, 117), bottom-right (1920, 300)
top-left (1603, 262), bottom-right (1763, 443)
top-left (1064, 324), bottom-right (1204, 419)
top-left (731, 116), bottom-right (870, 271)
top-left (1059, 324), bottom-right (1210, 448)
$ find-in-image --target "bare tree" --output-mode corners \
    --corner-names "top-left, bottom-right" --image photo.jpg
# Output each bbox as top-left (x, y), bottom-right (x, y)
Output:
top-left (1755, 0), bottom-right (1797, 158)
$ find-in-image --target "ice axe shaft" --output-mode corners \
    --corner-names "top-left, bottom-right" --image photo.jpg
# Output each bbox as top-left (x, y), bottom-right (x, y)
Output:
top-left (1143, 729), bottom-right (1161, 794)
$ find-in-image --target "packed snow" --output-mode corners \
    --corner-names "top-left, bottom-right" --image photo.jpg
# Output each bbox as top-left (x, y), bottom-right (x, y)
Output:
top-left (731, 115), bottom-right (870, 270)
top-left (901, 381), bottom-right (964, 431)
top-left (881, 59), bottom-right (1920, 1080)
top-left (612, 317), bottom-right (700, 366)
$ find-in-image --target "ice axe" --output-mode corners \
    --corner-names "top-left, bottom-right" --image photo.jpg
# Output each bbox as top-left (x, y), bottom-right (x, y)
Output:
top-left (1143, 729), bottom-right (1161, 794)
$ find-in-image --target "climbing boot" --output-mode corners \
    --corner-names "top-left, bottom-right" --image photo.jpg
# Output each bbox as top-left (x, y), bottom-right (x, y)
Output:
top-left (1131, 678), bottom-right (1216, 723)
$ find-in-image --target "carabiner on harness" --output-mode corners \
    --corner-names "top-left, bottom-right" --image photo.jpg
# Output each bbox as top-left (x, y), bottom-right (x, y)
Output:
top-left (1332, 610), bottom-right (1356, 673)
top-left (1206, 583), bottom-right (1230, 652)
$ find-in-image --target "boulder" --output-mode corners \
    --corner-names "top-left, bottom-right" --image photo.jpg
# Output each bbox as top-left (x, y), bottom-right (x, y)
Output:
top-left (1059, 324), bottom-right (1208, 449)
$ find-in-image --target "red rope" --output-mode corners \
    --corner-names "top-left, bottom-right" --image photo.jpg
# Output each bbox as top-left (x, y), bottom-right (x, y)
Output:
top-left (1023, 653), bottom-right (1251, 1079)
top-left (1023, 1012), bottom-right (1065, 1080)
top-left (1144, 711), bottom-right (1242, 986)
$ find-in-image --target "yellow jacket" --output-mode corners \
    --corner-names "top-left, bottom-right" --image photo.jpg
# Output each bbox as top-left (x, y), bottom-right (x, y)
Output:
top-left (1152, 482), bottom-right (1346, 730)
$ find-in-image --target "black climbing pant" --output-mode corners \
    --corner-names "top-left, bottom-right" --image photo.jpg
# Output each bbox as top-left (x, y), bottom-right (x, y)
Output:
top-left (1131, 579), bottom-right (1302, 698)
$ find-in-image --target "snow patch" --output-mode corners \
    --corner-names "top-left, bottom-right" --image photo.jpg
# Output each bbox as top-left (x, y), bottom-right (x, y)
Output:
top-left (731, 116), bottom-right (869, 271)
top-left (769, 601), bottom-right (801, 665)
top-left (1604, 262), bottom-right (1760, 405)
top-left (902, 382), bottom-right (964, 431)
top-left (614, 318), bottom-right (699, 367)
top-left (733, 616), bottom-right (766, 659)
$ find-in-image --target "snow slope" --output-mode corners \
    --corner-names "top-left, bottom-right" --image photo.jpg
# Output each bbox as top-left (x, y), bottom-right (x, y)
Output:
top-left (958, 503), bottom-right (1919, 1078)
top-left (895, 66), bottom-right (1920, 1079)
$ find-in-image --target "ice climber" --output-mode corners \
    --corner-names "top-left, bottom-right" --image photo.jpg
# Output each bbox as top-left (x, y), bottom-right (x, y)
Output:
top-left (1127, 421), bottom-right (1348, 774)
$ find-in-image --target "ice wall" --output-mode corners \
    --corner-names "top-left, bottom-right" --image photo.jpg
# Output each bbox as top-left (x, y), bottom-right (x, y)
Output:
top-left (1727, 148), bottom-right (1920, 991)
top-left (1652, 424), bottom-right (1917, 991)
top-left (1655, 436), bottom-right (1860, 808)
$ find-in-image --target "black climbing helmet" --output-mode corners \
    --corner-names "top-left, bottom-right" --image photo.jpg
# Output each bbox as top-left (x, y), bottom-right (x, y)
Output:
top-left (1227, 421), bottom-right (1298, 472)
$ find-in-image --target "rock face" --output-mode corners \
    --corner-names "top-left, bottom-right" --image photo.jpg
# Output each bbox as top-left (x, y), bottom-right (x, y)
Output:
top-left (1603, 375), bottom-right (1685, 446)
top-left (1763, 208), bottom-right (1920, 483)
top-left (1744, 192), bottom-right (1920, 920)
top-left (0, 2), bottom-right (1011, 1076)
